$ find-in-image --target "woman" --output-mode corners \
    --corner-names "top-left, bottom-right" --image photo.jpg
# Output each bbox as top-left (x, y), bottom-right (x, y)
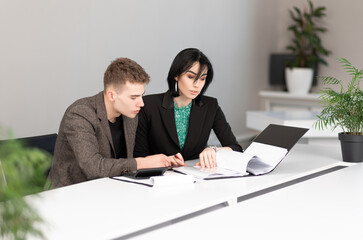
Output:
top-left (134, 48), bottom-right (242, 168)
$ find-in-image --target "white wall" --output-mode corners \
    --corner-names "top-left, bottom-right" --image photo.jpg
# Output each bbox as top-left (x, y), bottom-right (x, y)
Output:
top-left (0, 0), bottom-right (278, 140)
top-left (276, 0), bottom-right (363, 91)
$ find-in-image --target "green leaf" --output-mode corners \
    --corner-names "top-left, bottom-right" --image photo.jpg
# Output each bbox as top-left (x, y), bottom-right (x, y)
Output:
top-left (308, 0), bottom-right (314, 14)
top-left (293, 6), bottom-right (301, 16)
top-left (288, 25), bottom-right (297, 31)
top-left (286, 46), bottom-right (296, 52)
top-left (293, 39), bottom-right (301, 48)
top-left (313, 7), bottom-right (327, 17)
top-left (314, 27), bottom-right (327, 32)
top-left (289, 9), bottom-right (302, 24)
top-left (318, 76), bottom-right (341, 85)
top-left (318, 58), bottom-right (328, 66)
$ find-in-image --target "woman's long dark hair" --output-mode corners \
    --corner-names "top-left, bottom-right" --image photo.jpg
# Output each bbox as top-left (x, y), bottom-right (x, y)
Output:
top-left (167, 48), bottom-right (214, 100)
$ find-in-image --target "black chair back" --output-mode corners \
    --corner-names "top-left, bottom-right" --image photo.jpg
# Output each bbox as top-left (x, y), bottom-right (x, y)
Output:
top-left (18, 133), bottom-right (58, 155)
top-left (0, 133), bottom-right (57, 184)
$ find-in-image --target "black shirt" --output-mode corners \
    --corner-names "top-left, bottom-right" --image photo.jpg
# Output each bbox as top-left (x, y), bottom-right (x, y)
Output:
top-left (108, 116), bottom-right (127, 158)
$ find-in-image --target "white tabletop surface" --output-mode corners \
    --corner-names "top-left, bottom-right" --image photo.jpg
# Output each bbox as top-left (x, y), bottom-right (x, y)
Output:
top-left (132, 162), bottom-right (363, 240)
top-left (26, 144), bottom-right (345, 240)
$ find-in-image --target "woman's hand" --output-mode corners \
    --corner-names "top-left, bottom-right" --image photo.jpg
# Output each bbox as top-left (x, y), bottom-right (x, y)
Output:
top-left (196, 146), bottom-right (233, 168)
top-left (197, 147), bottom-right (217, 168)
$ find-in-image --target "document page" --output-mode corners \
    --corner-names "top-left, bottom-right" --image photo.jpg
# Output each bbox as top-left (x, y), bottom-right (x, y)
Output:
top-left (174, 165), bottom-right (247, 180)
top-left (174, 143), bottom-right (288, 179)
top-left (244, 142), bottom-right (288, 174)
top-left (216, 149), bottom-right (254, 172)
top-left (246, 156), bottom-right (274, 175)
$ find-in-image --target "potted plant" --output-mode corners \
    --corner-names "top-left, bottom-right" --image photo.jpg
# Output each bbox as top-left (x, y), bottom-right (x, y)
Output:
top-left (285, 0), bottom-right (331, 95)
top-left (0, 128), bottom-right (51, 239)
top-left (314, 58), bottom-right (363, 162)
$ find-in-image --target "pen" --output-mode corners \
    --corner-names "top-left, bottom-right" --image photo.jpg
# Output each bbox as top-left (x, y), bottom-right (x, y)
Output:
top-left (174, 154), bottom-right (181, 162)
top-left (174, 154), bottom-right (186, 166)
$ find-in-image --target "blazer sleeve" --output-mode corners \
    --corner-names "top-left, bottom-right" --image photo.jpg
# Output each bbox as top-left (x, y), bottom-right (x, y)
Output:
top-left (133, 107), bottom-right (151, 157)
top-left (63, 105), bottom-right (137, 179)
top-left (212, 101), bottom-right (243, 152)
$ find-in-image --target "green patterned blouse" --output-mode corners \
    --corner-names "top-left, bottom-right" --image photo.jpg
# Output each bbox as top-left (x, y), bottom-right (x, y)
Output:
top-left (174, 101), bottom-right (192, 150)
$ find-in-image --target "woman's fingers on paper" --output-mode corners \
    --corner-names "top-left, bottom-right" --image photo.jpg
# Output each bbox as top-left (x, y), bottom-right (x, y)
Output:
top-left (200, 152), bottom-right (210, 168)
top-left (205, 154), bottom-right (210, 168)
top-left (208, 155), bottom-right (214, 168)
top-left (207, 151), bottom-right (216, 168)
top-left (199, 155), bottom-right (205, 168)
top-left (205, 155), bottom-right (211, 168)
top-left (211, 152), bottom-right (216, 168)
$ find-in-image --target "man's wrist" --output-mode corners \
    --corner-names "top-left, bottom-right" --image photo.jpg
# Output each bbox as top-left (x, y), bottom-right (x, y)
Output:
top-left (135, 157), bottom-right (145, 169)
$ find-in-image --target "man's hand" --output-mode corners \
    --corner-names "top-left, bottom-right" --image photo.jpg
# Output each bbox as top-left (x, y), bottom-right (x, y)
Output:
top-left (170, 153), bottom-right (186, 167)
top-left (136, 153), bottom-right (185, 169)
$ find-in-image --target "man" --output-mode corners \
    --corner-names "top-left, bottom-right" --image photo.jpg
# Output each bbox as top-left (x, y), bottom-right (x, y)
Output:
top-left (49, 58), bottom-right (183, 188)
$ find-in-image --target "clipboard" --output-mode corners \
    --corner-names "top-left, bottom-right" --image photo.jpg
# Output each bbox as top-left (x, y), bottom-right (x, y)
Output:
top-left (252, 124), bottom-right (309, 151)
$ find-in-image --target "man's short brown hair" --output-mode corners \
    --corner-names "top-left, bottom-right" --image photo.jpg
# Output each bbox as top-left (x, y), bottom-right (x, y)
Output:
top-left (104, 58), bottom-right (150, 92)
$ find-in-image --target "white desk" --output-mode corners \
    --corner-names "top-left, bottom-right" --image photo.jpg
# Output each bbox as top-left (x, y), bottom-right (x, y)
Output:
top-left (246, 111), bottom-right (342, 146)
top-left (27, 144), bottom-right (345, 240)
top-left (133, 162), bottom-right (363, 240)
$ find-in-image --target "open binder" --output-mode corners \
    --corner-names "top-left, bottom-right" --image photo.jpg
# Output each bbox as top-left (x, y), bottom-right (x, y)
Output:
top-left (252, 124), bottom-right (308, 151)
top-left (173, 124), bottom-right (309, 180)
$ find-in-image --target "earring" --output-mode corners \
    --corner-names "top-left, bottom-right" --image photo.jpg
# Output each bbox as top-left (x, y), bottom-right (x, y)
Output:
top-left (175, 82), bottom-right (178, 92)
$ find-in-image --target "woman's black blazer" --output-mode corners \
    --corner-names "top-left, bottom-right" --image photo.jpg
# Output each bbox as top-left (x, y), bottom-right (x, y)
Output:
top-left (134, 91), bottom-right (242, 160)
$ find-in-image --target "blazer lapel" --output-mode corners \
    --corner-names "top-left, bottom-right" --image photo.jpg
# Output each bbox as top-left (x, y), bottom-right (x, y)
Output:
top-left (183, 100), bottom-right (207, 154)
top-left (160, 92), bottom-right (180, 148)
top-left (122, 115), bottom-right (137, 158)
top-left (96, 92), bottom-right (115, 156)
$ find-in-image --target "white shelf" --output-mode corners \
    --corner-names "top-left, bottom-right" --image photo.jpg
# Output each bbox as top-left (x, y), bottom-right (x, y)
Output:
top-left (259, 90), bottom-right (322, 111)
top-left (246, 111), bottom-right (342, 147)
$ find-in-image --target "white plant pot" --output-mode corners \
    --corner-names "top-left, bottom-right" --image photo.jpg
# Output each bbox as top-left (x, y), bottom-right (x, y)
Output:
top-left (285, 67), bottom-right (313, 95)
